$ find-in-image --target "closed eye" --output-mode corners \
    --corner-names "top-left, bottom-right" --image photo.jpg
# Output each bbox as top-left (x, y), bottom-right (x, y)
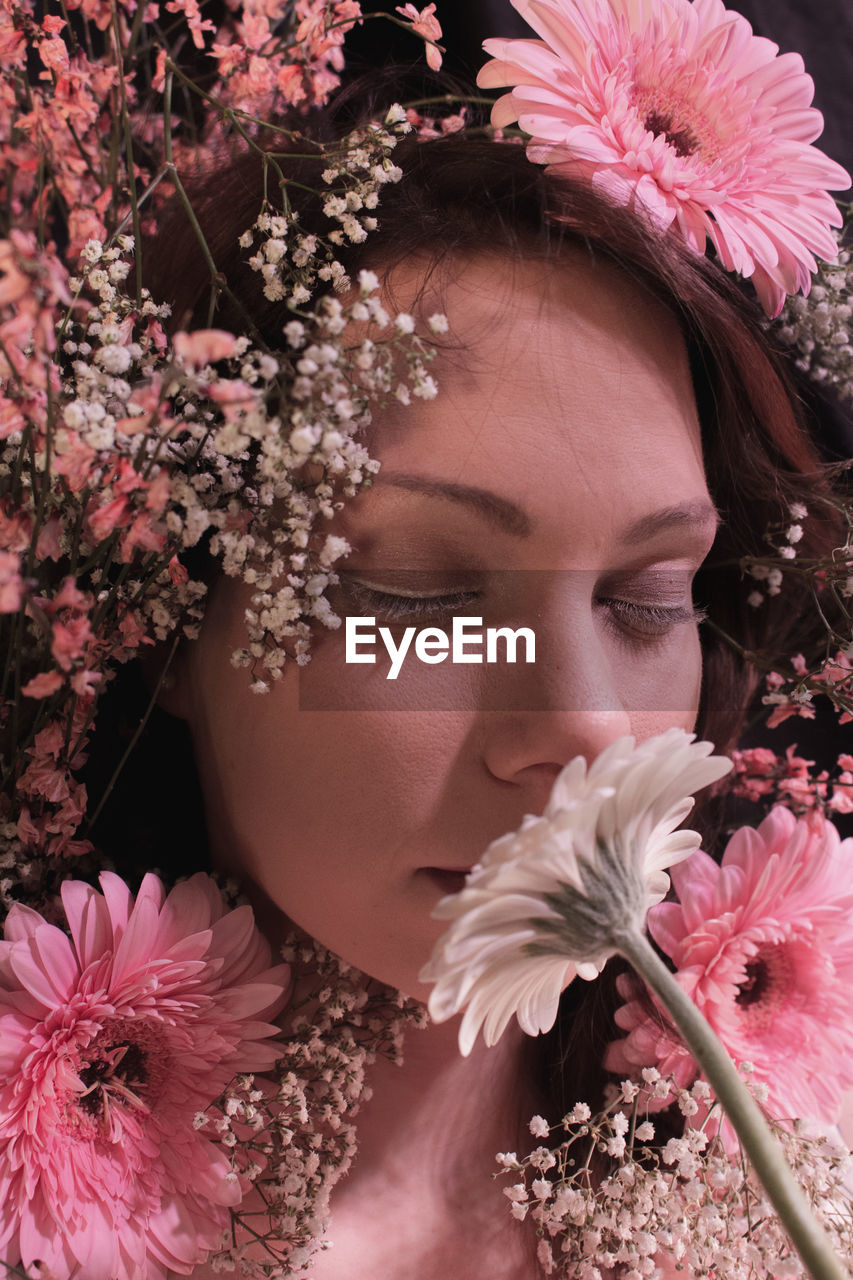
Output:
top-left (341, 579), bottom-right (482, 621)
top-left (599, 598), bottom-right (707, 641)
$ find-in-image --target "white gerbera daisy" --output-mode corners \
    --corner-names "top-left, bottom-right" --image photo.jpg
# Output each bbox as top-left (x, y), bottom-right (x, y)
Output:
top-left (421, 728), bottom-right (731, 1055)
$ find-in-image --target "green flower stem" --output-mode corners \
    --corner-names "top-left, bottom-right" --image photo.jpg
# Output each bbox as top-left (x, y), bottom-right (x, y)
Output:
top-left (615, 928), bottom-right (849, 1280)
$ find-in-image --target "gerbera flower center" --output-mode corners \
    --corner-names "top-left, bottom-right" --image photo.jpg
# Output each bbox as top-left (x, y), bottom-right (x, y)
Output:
top-left (62, 1016), bottom-right (171, 1137)
top-left (641, 108), bottom-right (699, 159)
top-left (78, 1039), bottom-right (149, 1115)
top-left (736, 957), bottom-right (769, 1006)
top-left (633, 86), bottom-right (717, 163)
top-left (735, 944), bottom-right (793, 1029)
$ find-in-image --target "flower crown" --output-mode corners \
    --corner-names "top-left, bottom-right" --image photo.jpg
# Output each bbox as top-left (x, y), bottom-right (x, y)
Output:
top-left (1, 0), bottom-right (852, 1276)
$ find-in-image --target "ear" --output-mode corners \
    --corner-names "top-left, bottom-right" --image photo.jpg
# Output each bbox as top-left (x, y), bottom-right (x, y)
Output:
top-left (138, 640), bottom-right (193, 721)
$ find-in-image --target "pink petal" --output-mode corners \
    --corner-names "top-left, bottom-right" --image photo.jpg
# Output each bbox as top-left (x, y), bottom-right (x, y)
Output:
top-left (62, 879), bottom-right (112, 969)
top-left (98, 870), bottom-right (135, 938)
top-left (3, 903), bottom-right (50, 943)
top-left (8, 926), bottom-right (79, 1008)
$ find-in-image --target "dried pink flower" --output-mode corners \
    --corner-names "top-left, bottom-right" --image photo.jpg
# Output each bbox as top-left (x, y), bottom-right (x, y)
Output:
top-left (21, 670), bottom-right (64, 699)
top-left (607, 807), bottom-right (853, 1140)
top-left (0, 550), bottom-right (22, 613)
top-left (173, 328), bottom-right (240, 367)
top-left (396, 4), bottom-right (443, 70)
top-left (0, 872), bottom-right (290, 1279)
top-left (478, 0), bottom-right (851, 315)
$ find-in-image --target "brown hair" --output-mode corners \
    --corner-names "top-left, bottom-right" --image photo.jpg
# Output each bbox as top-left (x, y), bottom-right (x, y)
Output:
top-left (109, 85), bottom-right (837, 1120)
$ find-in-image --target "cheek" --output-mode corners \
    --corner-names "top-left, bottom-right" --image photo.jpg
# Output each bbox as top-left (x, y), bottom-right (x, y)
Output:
top-left (187, 648), bottom-right (464, 882)
top-left (186, 661), bottom-right (480, 992)
top-left (182, 579), bottom-right (473, 891)
top-left (613, 626), bottom-right (704, 738)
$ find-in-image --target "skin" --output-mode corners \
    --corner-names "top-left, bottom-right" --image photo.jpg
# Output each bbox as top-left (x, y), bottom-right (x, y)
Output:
top-left (174, 255), bottom-right (719, 1278)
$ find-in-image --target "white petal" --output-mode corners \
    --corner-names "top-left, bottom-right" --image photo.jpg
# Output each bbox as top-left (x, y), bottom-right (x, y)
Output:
top-left (422, 730), bottom-right (731, 1055)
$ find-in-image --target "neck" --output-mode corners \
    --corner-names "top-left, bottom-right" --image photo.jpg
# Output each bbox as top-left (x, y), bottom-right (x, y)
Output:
top-left (341, 1011), bottom-right (540, 1202)
top-left (272, 943), bottom-right (546, 1277)
top-left (276, 925), bottom-right (546, 1192)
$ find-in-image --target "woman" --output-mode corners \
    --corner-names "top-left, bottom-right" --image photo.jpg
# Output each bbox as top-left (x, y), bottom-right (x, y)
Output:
top-left (115, 111), bottom-right (836, 1276)
top-left (2, 0), bottom-right (850, 1271)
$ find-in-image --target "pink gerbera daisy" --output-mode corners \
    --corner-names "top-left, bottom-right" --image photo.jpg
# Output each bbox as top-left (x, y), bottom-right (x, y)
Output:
top-left (606, 807), bottom-right (853, 1136)
top-left (478, 0), bottom-right (850, 315)
top-left (0, 872), bottom-right (290, 1279)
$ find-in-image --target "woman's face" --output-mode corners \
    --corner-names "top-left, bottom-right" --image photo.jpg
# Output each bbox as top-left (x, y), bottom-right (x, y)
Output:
top-left (176, 254), bottom-right (719, 998)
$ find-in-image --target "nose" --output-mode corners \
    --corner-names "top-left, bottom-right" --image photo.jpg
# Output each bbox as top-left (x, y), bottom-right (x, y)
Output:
top-left (481, 708), bottom-right (631, 813)
top-left (478, 611), bottom-right (632, 814)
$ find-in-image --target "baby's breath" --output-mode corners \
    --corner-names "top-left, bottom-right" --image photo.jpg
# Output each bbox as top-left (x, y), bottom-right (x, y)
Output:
top-left (503, 1079), bottom-right (853, 1278)
top-left (210, 936), bottom-right (426, 1276)
top-left (776, 233), bottom-right (853, 403)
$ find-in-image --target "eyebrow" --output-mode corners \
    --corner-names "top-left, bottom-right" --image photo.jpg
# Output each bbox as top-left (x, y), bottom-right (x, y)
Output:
top-left (621, 499), bottom-right (721, 544)
top-left (378, 474), bottom-right (533, 537)
top-left (377, 474), bottom-right (720, 543)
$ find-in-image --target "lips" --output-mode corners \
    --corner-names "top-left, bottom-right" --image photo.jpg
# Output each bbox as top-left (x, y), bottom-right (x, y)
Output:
top-left (423, 867), bottom-right (472, 896)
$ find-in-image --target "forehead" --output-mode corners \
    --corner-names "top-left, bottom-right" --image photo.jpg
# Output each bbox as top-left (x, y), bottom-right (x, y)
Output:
top-left (377, 249), bottom-right (698, 431)
top-left (350, 253), bottom-right (709, 565)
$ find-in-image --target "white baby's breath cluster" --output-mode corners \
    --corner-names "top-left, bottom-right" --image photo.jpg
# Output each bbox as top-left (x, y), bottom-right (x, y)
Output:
top-left (12, 230), bottom-right (428, 680)
top-left (739, 489), bottom-right (853, 722)
top-left (776, 232), bottom-right (853, 403)
top-left (319, 110), bottom-right (408, 245)
top-left (744, 499), bottom-right (812, 609)
top-left (499, 1077), bottom-right (853, 1279)
top-left (243, 112), bottom-right (412, 305)
top-left (741, 217), bottom-right (853, 728)
top-left (208, 936), bottom-right (427, 1276)
top-left (222, 268), bottom-right (442, 688)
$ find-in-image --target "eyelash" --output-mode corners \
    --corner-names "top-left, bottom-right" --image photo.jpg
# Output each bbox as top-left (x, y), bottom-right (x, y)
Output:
top-left (343, 581), bottom-right (482, 620)
top-left (342, 581), bottom-right (706, 639)
top-left (601, 598), bottom-right (707, 641)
